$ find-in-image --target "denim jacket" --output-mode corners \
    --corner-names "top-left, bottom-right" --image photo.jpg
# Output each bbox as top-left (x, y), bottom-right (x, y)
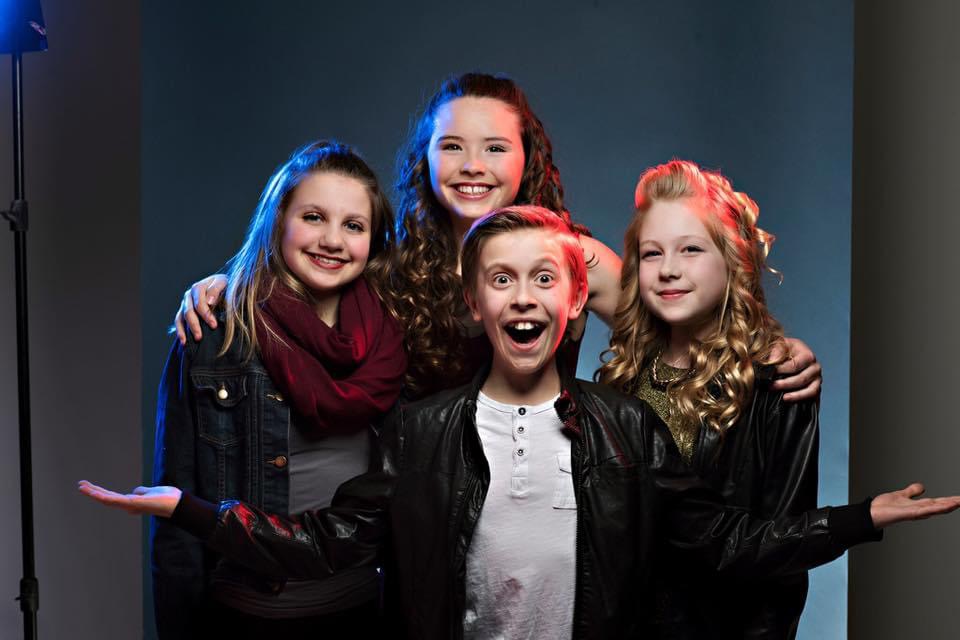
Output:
top-left (150, 322), bottom-right (298, 639)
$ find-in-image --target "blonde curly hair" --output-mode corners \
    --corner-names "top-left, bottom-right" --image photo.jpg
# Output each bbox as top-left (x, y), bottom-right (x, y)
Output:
top-left (598, 160), bottom-right (785, 435)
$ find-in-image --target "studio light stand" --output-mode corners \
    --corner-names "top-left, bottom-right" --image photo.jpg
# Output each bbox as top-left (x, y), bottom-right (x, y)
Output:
top-left (0, 1), bottom-right (47, 639)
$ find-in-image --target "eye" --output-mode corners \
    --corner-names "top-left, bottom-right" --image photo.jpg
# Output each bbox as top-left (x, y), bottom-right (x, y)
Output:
top-left (493, 274), bottom-right (511, 286)
top-left (344, 220), bottom-right (366, 233)
top-left (441, 142), bottom-right (462, 151)
top-left (535, 272), bottom-right (555, 285)
top-left (487, 144), bottom-right (507, 153)
top-left (640, 249), bottom-right (661, 260)
top-left (302, 211), bottom-right (323, 223)
top-left (681, 245), bottom-right (704, 254)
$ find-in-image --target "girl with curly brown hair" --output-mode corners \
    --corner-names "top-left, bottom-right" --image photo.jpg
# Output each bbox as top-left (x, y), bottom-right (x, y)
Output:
top-left (599, 159), bottom-right (820, 639)
top-left (174, 73), bottom-right (820, 399)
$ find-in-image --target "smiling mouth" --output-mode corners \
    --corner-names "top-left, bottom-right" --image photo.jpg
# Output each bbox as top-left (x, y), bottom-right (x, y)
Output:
top-left (658, 290), bottom-right (689, 299)
top-left (454, 184), bottom-right (494, 196)
top-left (307, 252), bottom-right (348, 268)
top-left (503, 320), bottom-right (546, 344)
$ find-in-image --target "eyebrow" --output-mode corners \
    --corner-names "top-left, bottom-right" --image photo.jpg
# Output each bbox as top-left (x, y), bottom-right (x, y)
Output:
top-left (435, 135), bottom-right (515, 144)
top-left (483, 256), bottom-right (561, 273)
top-left (290, 204), bottom-right (371, 220)
top-left (639, 234), bottom-right (709, 244)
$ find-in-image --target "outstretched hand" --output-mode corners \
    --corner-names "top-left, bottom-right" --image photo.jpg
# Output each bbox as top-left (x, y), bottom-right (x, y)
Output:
top-left (174, 273), bottom-right (228, 345)
top-left (78, 480), bottom-right (182, 518)
top-left (870, 483), bottom-right (960, 529)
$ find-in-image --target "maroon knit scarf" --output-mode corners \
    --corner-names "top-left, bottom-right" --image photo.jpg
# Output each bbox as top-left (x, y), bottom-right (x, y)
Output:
top-left (255, 277), bottom-right (406, 433)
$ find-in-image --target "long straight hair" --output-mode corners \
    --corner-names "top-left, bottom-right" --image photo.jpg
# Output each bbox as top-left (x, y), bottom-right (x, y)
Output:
top-left (221, 140), bottom-right (395, 359)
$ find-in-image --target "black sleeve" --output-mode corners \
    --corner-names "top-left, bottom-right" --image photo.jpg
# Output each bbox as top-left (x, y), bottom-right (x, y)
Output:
top-left (657, 412), bottom-right (880, 577)
top-left (151, 337), bottom-right (206, 639)
top-left (743, 393), bottom-right (822, 635)
top-left (170, 405), bottom-right (401, 580)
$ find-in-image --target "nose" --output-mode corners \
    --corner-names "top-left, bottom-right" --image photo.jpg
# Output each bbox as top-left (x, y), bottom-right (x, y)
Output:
top-left (460, 150), bottom-right (486, 176)
top-left (511, 280), bottom-right (537, 311)
top-left (659, 252), bottom-right (680, 280)
top-left (317, 224), bottom-right (344, 251)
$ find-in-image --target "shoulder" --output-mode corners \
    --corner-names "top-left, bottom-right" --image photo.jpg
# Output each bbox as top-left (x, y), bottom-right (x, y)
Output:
top-left (574, 379), bottom-right (665, 431)
top-left (744, 365), bottom-right (819, 445)
top-left (751, 363), bottom-right (818, 417)
top-left (181, 315), bottom-right (258, 372)
top-left (393, 383), bottom-right (475, 433)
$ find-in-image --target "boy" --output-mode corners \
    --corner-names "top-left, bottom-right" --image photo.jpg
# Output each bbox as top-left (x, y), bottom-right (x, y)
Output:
top-left (81, 206), bottom-right (960, 639)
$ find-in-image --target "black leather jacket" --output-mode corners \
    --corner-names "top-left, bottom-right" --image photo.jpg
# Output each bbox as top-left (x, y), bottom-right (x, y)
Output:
top-left (651, 368), bottom-right (820, 639)
top-left (174, 367), bottom-right (878, 640)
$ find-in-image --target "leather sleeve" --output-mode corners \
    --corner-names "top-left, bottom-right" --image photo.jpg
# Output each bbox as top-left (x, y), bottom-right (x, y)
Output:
top-left (151, 337), bottom-right (206, 639)
top-left (657, 410), bottom-right (879, 577)
top-left (743, 393), bottom-right (821, 636)
top-left (172, 404), bottom-right (401, 580)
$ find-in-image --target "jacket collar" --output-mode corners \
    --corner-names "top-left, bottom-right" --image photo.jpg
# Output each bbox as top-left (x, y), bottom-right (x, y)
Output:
top-left (466, 355), bottom-right (583, 438)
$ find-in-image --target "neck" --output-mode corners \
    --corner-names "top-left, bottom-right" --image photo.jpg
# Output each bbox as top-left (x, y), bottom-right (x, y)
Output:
top-left (662, 328), bottom-right (695, 368)
top-left (453, 225), bottom-right (469, 276)
top-left (481, 359), bottom-right (561, 406)
top-left (313, 291), bottom-right (341, 328)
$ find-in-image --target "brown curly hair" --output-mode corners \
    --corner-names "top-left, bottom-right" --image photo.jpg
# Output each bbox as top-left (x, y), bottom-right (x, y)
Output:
top-left (370, 73), bottom-right (585, 397)
top-left (598, 160), bottom-right (785, 435)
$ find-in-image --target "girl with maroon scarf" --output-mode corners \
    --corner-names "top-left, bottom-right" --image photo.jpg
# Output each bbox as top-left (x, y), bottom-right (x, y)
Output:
top-left (144, 141), bottom-right (405, 638)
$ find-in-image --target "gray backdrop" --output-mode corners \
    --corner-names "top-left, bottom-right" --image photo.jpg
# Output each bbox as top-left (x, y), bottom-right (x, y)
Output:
top-left (0, 0), bottom-right (141, 638)
top-left (141, 2), bottom-right (851, 638)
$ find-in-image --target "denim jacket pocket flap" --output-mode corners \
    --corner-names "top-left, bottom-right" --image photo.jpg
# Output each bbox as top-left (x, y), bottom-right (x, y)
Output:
top-left (192, 371), bottom-right (249, 447)
top-left (191, 372), bottom-right (248, 409)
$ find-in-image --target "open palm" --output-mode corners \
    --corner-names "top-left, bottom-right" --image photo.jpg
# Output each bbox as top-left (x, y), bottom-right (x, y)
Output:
top-left (78, 480), bottom-right (182, 518)
top-left (870, 483), bottom-right (960, 528)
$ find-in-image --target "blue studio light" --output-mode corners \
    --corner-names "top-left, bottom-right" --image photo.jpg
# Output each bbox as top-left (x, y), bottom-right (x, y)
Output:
top-left (0, 0), bottom-right (47, 55)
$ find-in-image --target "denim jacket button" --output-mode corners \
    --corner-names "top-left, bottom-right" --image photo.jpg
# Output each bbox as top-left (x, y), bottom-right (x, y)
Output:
top-left (217, 386), bottom-right (229, 401)
top-left (269, 455), bottom-right (288, 469)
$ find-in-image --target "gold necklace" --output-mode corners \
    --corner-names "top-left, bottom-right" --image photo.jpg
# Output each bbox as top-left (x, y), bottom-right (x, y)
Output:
top-left (651, 352), bottom-right (690, 385)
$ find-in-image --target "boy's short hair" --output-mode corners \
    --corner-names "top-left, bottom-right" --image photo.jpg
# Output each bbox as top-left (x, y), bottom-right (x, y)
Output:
top-left (460, 205), bottom-right (588, 303)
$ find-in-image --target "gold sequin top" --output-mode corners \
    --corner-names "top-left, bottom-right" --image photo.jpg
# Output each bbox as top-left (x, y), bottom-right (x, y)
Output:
top-left (635, 360), bottom-right (700, 464)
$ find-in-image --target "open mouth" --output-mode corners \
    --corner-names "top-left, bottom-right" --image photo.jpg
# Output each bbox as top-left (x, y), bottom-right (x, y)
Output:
top-left (503, 320), bottom-right (546, 344)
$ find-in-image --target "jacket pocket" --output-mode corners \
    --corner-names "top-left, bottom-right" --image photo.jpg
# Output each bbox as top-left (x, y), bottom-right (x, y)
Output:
top-left (553, 451), bottom-right (577, 509)
top-left (192, 371), bottom-right (248, 446)
top-left (191, 371), bottom-right (249, 501)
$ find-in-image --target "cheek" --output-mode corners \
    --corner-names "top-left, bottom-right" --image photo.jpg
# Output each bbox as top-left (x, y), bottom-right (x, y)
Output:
top-left (348, 235), bottom-right (372, 268)
top-left (427, 150), bottom-right (445, 189)
top-left (279, 224), bottom-right (299, 262)
top-left (636, 263), bottom-right (658, 297)
top-left (698, 258), bottom-right (729, 303)
top-left (504, 154), bottom-right (525, 192)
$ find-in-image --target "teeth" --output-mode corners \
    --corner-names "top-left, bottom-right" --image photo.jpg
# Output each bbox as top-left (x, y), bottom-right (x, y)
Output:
top-left (456, 185), bottom-right (492, 195)
top-left (509, 321), bottom-right (537, 330)
top-left (311, 255), bottom-right (344, 265)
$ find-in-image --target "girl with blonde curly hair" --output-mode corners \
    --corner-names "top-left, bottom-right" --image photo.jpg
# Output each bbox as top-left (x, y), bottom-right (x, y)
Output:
top-left (599, 159), bottom-right (818, 639)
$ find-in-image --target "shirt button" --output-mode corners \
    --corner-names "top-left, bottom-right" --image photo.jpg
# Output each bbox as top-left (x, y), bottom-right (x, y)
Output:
top-left (217, 386), bottom-right (229, 400)
top-left (517, 448), bottom-right (524, 456)
top-left (517, 426), bottom-right (525, 434)
top-left (269, 455), bottom-right (288, 469)
top-left (518, 407), bottom-right (526, 415)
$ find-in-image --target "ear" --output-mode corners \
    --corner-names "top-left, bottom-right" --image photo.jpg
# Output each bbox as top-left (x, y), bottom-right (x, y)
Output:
top-left (567, 283), bottom-right (587, 322)
top-left (464, 289), bottom-right (483, 323)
